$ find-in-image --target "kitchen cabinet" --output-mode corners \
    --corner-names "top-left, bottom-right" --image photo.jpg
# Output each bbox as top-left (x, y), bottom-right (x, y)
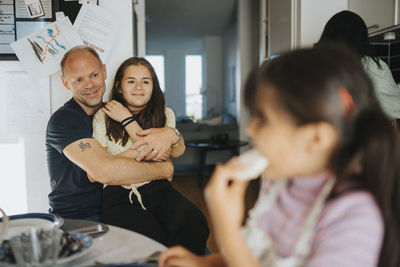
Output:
top-left (265, 0), bottom-right (347, 58)
top-left (349, 0), bottom-right (396, 32)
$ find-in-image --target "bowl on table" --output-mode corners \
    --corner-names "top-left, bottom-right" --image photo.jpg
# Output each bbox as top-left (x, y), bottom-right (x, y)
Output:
top-left (0, 212), bottom-right (93, 266)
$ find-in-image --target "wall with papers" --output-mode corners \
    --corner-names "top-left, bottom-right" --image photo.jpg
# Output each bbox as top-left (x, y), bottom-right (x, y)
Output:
top-left (0, 0), bottom-right (56, 60)
top-left (0, 0), bottom-right (137, 214)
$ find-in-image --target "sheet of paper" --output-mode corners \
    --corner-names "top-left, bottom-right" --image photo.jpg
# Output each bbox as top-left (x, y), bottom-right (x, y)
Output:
top-left (15, 0), bottom-right (52, 19)
top-left (10, 17), bottom-right (83, 80)
top-left (0, 24), bottom-right (15, 49)
top-left (16, 21), bottom-right (50, 39)
top-left (0, 5), bottom-right (14, 14)
top-left (23, 0), bottom-right (45, 18)
top-left (3, 71), bottom-right (50, 135)
top-left (0, 14), bottom-right (14, 24)
top-left (73, 3), bottom-right (118, 62)
top-left (0, 0), bottom-right (14, 5)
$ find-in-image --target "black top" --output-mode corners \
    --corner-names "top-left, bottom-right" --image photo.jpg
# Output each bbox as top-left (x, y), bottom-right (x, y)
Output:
top-left (46, 98), bottom-right (102, 219)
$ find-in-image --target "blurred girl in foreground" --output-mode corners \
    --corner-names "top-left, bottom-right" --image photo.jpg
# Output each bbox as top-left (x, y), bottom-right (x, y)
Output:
top-left (159, 46), bottom-right (400, 267)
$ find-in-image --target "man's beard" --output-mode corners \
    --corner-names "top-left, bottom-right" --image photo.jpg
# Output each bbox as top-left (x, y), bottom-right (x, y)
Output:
top-left (81, 99), bottom-right (102, 108)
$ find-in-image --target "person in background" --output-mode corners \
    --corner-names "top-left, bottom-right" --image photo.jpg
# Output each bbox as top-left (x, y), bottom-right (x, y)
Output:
top-left (46, 46), bottom-right (174, 221)
top-left (159, 46), bottom-right (400, 267)
top-left (316, 10), bottom-right (400, 127)
top-left (91, 57), bottom-right (209, 255)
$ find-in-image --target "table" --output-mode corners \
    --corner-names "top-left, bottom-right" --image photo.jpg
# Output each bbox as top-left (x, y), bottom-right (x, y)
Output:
top-left (186, 139), bottom-right (249, 186)
top-left (60, 219), bottom-right (166, 266)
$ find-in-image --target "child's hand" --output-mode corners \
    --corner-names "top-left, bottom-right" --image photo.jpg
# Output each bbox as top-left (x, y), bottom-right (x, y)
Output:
top-left (158, 246), bottom-right (206, 267)
top-left (204, 159), bottom-right (249, 242)
top-left (102, 100), bottom-right (132, 123)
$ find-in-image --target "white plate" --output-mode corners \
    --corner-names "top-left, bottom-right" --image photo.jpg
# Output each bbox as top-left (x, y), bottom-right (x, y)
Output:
top-left (0, 213), bottom-right (63, 239)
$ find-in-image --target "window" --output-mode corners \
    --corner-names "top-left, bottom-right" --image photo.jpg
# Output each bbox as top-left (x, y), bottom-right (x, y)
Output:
top-left (145, 55), bottom-right (165, 92)
top-left (185, 55), bottom-right (203, 120)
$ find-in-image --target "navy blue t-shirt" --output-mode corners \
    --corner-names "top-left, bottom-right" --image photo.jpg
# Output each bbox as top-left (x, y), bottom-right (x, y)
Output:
top-left (46, 98), bottom-right (102, 219)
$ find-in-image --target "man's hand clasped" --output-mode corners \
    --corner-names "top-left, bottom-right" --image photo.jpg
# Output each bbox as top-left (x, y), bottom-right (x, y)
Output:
top-left (132, 128), bottom-right (175, 161)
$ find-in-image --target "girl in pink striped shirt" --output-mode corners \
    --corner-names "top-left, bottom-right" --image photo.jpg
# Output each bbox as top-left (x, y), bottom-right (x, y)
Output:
top-left (159, 46), bottom-right (400, 267)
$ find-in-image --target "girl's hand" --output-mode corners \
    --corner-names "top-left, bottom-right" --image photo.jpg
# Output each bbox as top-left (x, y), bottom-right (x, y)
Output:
top-left (158, 246), bottom-right (207, 267)
top-left (102, 100), bottom-right (132, 123)
top-left (204, 159), bottom-right (249, 241)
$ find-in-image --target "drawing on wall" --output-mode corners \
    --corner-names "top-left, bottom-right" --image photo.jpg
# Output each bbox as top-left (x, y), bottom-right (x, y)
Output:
top-left (11, 17), bottom-right (83, 80)
top-left (27, 24), bottom-right (67, 63)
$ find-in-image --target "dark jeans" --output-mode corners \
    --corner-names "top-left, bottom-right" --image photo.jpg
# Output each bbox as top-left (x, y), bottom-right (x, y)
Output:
top-left (101, 180), bottom-right (209, 255)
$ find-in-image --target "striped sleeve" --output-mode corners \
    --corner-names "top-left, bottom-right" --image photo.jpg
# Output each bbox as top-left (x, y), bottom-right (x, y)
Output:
top-left (92, 109), bottom-right (108, 147)
top-left (307, 191), bottom-right (384, 267)
top-left (165, 107), bottom-right (176, 128)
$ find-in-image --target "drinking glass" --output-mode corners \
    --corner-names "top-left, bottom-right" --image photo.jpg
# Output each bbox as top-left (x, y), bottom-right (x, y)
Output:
top-left (10, 227), bottom-right (62, 267)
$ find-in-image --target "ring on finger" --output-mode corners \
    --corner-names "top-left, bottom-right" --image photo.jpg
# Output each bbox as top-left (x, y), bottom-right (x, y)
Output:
top-left (152, 149), bottom-right (159, 154)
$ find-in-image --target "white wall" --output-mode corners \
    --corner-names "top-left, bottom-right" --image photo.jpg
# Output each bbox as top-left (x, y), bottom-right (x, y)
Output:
top-left (0, 139), bottom-right (27, 215)
top-left (0, 0), bottom-right (135, 215)
top-left (223, 21), bottom-right (237, 117)
top-left (237, 0), bottom-right (260, 145)
top-left (299, 0), bottom-right (348, 47)
top-left (134, 0), bottom-right (146, 57)
top-left (349, 0), bottom-right (395, 31)
top-left (0, 61), bottom-right (50, 214)
top-left (268, 0), bottom-right (292, 56)
top-left (203, 36), bottom-right (224, 117)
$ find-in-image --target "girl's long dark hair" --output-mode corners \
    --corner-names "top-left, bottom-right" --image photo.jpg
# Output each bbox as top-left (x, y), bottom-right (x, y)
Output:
top-left (316, 10), bottom-right (381, 67)
top-left (244, 45), bottom-right (400, 267)
top-left (106, 57), bottom-right (166, 146)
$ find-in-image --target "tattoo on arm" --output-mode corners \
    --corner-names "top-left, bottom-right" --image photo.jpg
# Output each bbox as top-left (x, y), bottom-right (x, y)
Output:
top-left (79, 141), bottom-right (91, 152)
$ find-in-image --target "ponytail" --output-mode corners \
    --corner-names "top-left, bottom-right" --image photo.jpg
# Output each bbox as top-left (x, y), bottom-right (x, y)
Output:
top-left (333, 105), bottom-right (400, 267)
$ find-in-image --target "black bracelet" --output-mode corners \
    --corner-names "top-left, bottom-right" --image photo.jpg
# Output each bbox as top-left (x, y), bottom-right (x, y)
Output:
top-left (122, 118), bottom-right (135, 128)
top-left (121, 116), bottom-right (134, 126)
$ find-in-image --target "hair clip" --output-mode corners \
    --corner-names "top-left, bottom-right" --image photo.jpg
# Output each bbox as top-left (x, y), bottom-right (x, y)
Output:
top-left (338, 87), bottom-right (355, 115)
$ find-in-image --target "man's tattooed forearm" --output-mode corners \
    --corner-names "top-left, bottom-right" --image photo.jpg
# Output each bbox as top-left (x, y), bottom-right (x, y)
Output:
top-left (79, 141), bottom-right (91, 152)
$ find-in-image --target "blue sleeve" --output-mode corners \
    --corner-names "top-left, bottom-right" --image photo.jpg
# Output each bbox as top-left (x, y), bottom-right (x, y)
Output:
top-left (46, 109), bottom-right (93, 154)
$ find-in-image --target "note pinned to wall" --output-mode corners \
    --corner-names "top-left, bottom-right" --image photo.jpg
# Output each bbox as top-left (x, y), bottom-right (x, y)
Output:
top-left (23, 0), bottom-right (45, 18)
top-left (73, 3), bottom-right (118, 62)
top-left (3, 71), bottom-right (50, 135)
top-left (16, 0), bottom-right (52, 19)
top-left (10, 17), bottom-right (83, 80)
